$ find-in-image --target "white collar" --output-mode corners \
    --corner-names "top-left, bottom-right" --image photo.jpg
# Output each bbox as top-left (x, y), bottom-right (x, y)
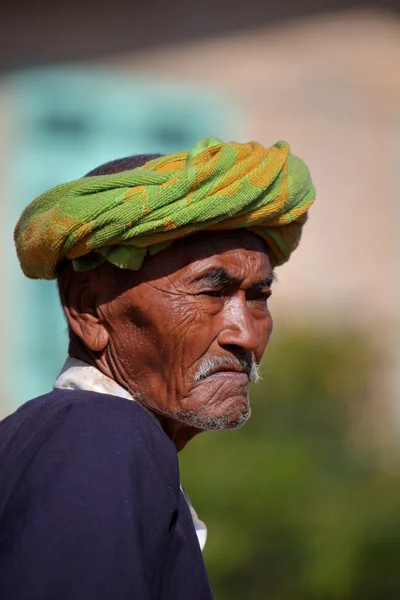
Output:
top-left (54, 357), bottom-right (207, 551)
top-left (54, 356), bottom-right (134, 400)
top-left (54, 356), bottom-right (158, 420)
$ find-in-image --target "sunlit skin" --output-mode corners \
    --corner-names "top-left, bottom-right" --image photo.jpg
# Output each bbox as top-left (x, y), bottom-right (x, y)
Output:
top-left (59, 230), bottom-right (274, 451)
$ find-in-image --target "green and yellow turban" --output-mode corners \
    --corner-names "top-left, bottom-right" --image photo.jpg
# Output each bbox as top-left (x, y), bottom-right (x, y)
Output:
top-left (14, 137), bottom-right (315, 280)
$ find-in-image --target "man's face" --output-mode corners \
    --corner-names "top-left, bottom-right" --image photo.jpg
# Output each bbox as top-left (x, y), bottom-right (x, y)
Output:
top-left (99, 230), bottom-right (274, 430)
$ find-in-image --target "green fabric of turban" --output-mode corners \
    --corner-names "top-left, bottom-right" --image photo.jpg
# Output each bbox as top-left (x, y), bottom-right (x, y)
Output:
top-left (14, 136), bottom-right (316, 280)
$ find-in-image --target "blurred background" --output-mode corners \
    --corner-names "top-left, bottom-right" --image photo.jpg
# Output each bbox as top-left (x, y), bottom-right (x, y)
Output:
top-left (0, 0), bottom-right (399, 597)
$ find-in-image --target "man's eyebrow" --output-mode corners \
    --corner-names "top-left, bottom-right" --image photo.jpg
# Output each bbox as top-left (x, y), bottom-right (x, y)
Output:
top-left (193, 268), bottom-right (235, 286)
top-left (252, 271), bottom-right (278, 289)
top-left (193, 268), bottom-right (277, 287)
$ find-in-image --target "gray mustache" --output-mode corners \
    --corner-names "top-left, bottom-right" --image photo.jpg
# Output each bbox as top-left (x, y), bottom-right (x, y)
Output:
top-left (194, 354), bottom-right (261, 384)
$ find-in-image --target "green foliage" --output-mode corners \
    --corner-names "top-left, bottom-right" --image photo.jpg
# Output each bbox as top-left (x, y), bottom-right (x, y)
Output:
top-left (179, 327), bottom-right (400, 600)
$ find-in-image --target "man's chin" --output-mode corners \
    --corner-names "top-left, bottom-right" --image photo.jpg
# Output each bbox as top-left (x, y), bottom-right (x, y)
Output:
top-left (175, 401), bottom-right (251, 431)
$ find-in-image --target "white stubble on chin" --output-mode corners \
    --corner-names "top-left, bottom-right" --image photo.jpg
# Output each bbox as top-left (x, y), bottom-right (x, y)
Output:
top-left (175, 385), bottom-right (252, 430)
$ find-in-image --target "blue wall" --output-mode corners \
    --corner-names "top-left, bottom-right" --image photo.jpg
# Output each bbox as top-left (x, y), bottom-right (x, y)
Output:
top-left (3, 67), bottom-right (237, 412)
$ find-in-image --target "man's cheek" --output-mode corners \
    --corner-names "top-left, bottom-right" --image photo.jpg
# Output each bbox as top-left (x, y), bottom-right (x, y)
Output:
top-left (169, 303), bottom-right (204, 337)
top-left (256, 317), bottom-right (273, 358)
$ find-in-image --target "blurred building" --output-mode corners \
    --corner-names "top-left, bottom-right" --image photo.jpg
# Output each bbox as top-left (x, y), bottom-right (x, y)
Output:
top-left (0, 4), bottom-right (398, 422)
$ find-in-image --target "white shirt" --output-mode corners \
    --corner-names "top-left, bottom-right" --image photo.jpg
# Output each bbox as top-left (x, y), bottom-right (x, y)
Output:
top-left (54, 357), bottom-right (207, 551)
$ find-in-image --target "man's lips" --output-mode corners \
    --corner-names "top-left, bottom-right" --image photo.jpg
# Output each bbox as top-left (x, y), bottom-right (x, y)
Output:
top-left (193, 355), bottom-right (255, 384)
top-left (205, 367), bottom-right (251, 380)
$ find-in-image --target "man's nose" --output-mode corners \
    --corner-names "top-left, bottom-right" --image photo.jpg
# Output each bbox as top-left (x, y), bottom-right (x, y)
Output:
top-left (217, 298), bottom-right (260, 353)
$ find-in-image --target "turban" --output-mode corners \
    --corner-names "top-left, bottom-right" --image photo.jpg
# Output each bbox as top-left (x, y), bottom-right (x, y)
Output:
top-left (14, 137), bottom-right (315, 280)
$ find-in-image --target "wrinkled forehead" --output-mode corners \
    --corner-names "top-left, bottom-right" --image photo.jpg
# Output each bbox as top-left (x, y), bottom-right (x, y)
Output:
top-left (175, 229), bottom-right (268, 258)
top-left (58, 230), bottom-right (271, 300)
top-left (138, 230), bottom-right (271, 284)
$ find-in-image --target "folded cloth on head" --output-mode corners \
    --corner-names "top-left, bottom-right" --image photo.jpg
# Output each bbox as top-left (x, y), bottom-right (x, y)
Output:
top-left (14, 136), bottom-right (316, 280)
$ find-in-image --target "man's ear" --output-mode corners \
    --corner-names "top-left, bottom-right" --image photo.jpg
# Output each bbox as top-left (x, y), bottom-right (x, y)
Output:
top-left (58, 267), bottom-right (109, 352)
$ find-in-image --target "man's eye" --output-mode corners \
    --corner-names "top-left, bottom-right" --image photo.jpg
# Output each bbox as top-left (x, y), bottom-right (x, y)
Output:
top-left (199, 290), bottom-right (223, 298)
top-left (249, 291), bottom-right (272, 302)
top-left (260, 292), bottom-right (272, 300)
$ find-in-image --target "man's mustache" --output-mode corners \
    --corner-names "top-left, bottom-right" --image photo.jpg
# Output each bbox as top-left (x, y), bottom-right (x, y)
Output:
top-left (193, 354), bottom-right (261, 384)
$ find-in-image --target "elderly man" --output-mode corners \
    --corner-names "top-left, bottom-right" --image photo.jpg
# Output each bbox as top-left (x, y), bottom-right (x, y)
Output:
top-left (0, 137), bottom-right (314, 599)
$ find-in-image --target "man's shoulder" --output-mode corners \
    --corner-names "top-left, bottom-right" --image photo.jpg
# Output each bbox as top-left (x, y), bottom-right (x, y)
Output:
top-left (1, 389), bottom-right (167, 450)
top-left (0, 390), bottom-right (177, 517)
